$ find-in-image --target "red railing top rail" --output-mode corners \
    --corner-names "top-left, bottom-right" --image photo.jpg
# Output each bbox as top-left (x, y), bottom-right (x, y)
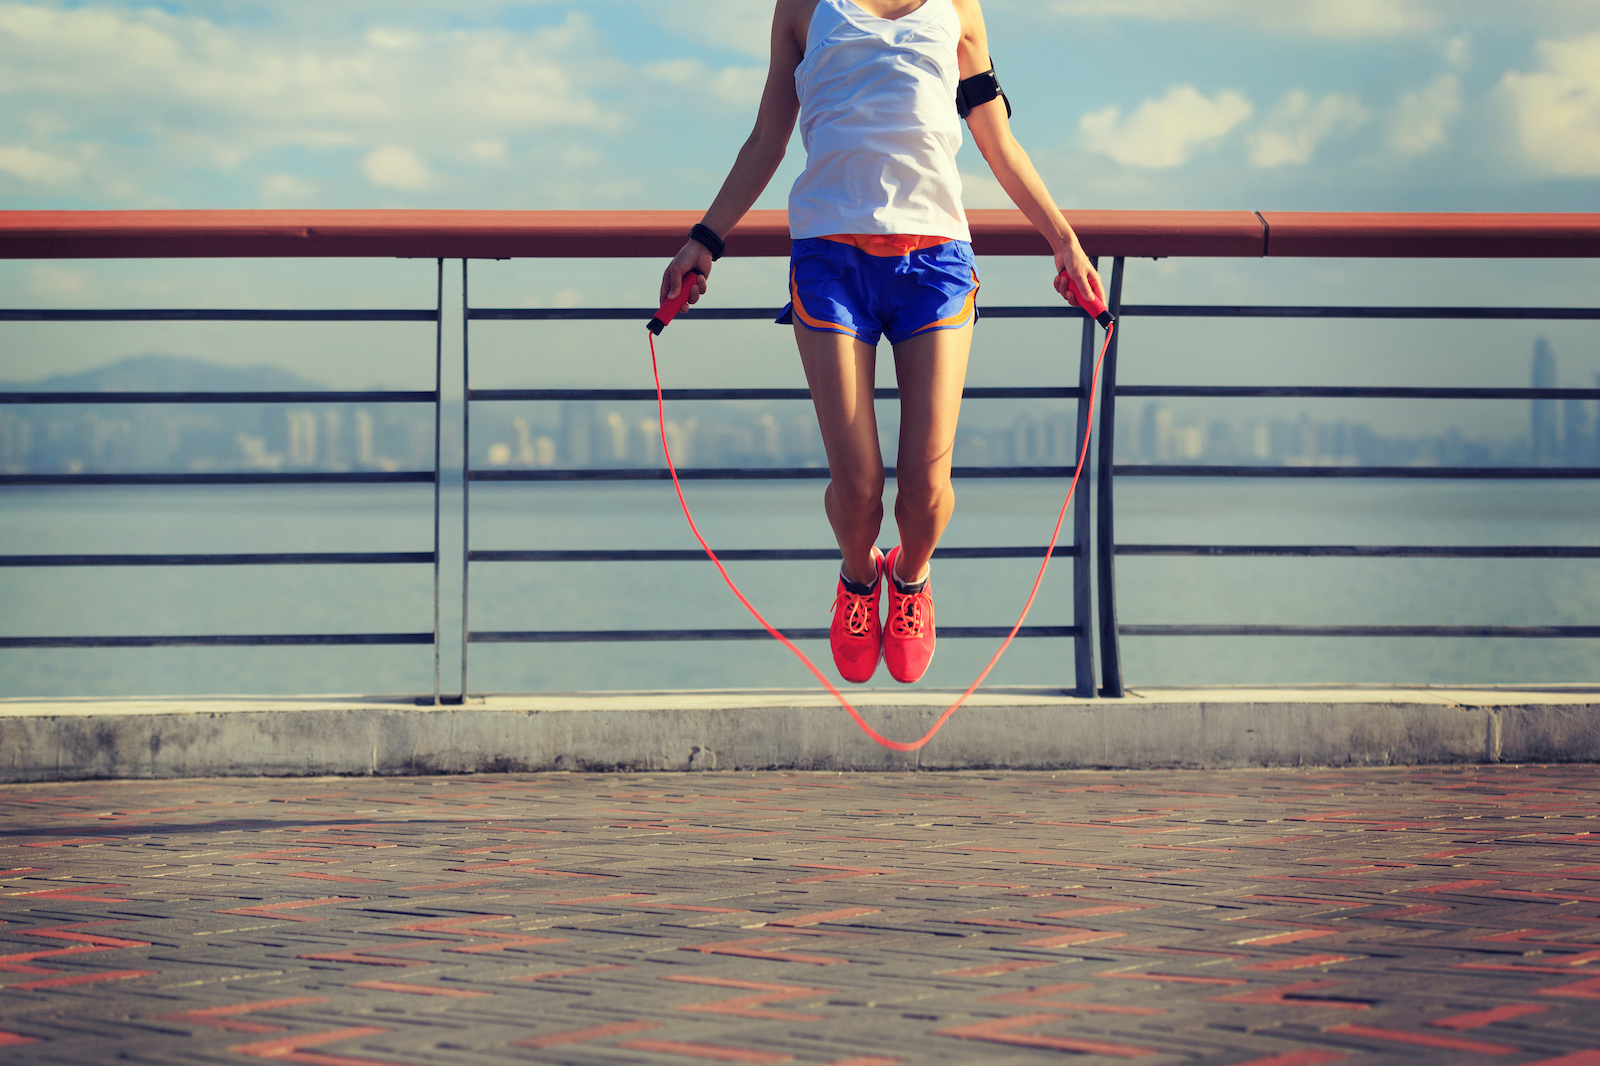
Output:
top-left (2, 209), bottom-right (1598, 260)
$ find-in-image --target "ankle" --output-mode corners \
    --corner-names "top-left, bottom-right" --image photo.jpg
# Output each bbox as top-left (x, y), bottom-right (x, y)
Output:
top-left (841, 553), bottom-right (880, 591)
top-left (892, 556), bottom-right (928, 593)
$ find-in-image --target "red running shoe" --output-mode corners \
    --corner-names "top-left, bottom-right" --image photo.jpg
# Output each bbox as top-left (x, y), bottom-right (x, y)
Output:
top-left (829, 546), bottom-right (884, 684)
top-left (882, 545), bottom-right (935, 684)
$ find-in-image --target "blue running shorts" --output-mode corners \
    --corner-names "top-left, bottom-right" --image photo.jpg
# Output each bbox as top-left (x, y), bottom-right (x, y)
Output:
top-left (777, 236), bottom-right (980, 347)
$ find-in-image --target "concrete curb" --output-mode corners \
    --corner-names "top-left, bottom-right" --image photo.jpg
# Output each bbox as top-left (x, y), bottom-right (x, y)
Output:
top-left (2, 686), bottom-right (1596, 780)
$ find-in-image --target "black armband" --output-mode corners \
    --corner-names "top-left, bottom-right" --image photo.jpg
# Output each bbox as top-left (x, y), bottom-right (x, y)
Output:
top-left (956, 62), bottom-right (1011, 120)
top-left (688, 223), bottom-right (726, 261)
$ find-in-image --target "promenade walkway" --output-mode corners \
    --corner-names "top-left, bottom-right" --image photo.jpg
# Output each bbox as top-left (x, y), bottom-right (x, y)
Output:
top-left (2, 766), bottom-right (1598, 1064)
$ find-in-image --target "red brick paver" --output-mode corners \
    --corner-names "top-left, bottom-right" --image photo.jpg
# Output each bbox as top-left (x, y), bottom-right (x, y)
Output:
top-left (2, 766), bottom-right (1599, 1063)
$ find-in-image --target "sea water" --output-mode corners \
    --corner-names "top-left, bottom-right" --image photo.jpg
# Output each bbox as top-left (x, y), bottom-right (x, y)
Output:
top-left (1, 480), bottom-right (1596, 698)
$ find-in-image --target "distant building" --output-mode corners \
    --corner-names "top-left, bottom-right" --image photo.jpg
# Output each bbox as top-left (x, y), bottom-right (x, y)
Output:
top-left (604, 411), bottom-right (630, 464)
top-left (511, 417), bottom-right (537, 466)
top-left (322, 409), bottom-right (343, 468)
top-left (1011, 414), bottom-right (1040, 464)
top-left (1138, 403), bottom-right (1161, 459)
top-left (560, 402), bottom-right (594, 466)
top-left (758, 413), bottom-right (780, 462)
top-left (0, 411), bottom-right (31, 471)
top-left (663, 419), bottom-right (696, 467)
top-left (286, 409), bottom-right (317, 466)
top-left (1565, 397), bottom-right (1592, 461)
top-left (1531, 338), bottom-right (1558, 461)
top-left (354, 409), bottom-right (375, 466)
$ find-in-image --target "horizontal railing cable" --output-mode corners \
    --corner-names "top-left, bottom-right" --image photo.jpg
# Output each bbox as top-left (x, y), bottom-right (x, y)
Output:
top-left (1118, 385), bottom-right (1600, 400)
top-left (466, 304), bottom-right (1600, 323)
top-left (0, 633), bottom-right (435, 649)
top-left (471, 386), bottom-right (1079, 401)
top-left (0, 309), bottom-right (438, 322)
top-left (0, 390), bottom-right (436, 405)
top-left (467, 306), bottom-right (1093, 321)
top-left (12, 384), bottom-right (1593, 407)
top-left (469, 466), bottom-right (1081, 482)
top-left (1115, 465), bottom-right (1600, 480)
top-left (470, 626), bottom-right (1077, 643)
top-left (0, 552), bottom-right (435, 567)
top-left (1120, 625), bottom-right (1600, 639)
top-left (0, 472), bottom-right (436, 486)
top-left (470, 546), bottom-right (1077, 563)
top-left (1116, 544), bottom-right (1600, 558)
top-left (1118, 305), bottom-right (1600, 320)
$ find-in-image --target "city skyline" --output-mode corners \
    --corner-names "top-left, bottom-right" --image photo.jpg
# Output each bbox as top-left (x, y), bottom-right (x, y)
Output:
top-left (3, 339), bottom-right (1595, 475)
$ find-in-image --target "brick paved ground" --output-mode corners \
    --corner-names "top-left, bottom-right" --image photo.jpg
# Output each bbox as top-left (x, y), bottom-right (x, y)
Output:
top-left (2, 767), bottom-right (1598, 1065)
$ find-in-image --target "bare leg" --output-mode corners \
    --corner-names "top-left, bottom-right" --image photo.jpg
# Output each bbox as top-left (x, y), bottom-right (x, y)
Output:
top-left (889, 322), bottom-right (974, 585)
top-left (796, 324), bottom-right (884, 586)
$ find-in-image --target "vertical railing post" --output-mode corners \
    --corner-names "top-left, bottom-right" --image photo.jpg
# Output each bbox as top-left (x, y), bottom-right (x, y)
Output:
top-left (460, 259), bottom-right (471, 700)
top-left (1095, 257), bottom-right (1127, 697)
top-left (1071, 257), bottom-right (1099, 698)
top-left (432, 257), bottom-right (443, 705)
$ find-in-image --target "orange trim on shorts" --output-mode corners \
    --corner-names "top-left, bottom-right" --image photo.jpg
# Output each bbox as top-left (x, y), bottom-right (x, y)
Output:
top-left (908, 269), bottom-right (980, 336)
top-left (819, 233), bottom-right (954, 257)
top-left (789, 267), bottom-right (860, 338)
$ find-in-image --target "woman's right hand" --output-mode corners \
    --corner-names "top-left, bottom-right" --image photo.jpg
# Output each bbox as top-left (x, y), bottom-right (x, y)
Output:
top-left (661, 240), bottom-right (714, 304)
top-left (1053, 240), bottom-right (1103, 310)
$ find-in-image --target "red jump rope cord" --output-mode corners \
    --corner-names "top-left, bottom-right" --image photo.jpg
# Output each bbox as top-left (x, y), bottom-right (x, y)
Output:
top-left (650, 322), bottom-right (1112, 753)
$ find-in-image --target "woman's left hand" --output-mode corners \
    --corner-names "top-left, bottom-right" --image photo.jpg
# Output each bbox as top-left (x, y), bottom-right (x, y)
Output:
top-left (1053, 242), bottom-right (1104, 309)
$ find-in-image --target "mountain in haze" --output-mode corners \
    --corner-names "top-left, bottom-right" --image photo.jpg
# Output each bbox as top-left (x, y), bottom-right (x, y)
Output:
top-left (0, 353), bottom-right (327, 393)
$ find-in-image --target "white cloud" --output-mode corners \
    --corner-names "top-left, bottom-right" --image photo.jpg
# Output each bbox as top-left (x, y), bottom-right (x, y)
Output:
top-left (1445, 34), bottom-right (1472, 70)
top-left (260, 173), bottom-right (317, 199)
top-left (1049, 0), bottom-right (1439, 38)
top-left (960, 170), bottom-right (1012, 208)
top-left (562, 146), bottom-right (600, 168)
top-left (1391, 74), bottom-right (1461, 156)
top-left (363, 146), bottom-right (431, 190)
top-left (27, 265), bottom-right (85, 294)
top-left (1500, 33), bottom-right (1600, 177)
top-left (638, 0), bottom-right (771, 58)
top-left (470, 139), bottom-right (507, 162)
top-left (1247, 90), bottom-right (1369, 168)
top-left (0, 143), bottom-right (78, 183)
top-left (646, 59), bottom-right (765, 106)
top-left (1081, 85), bottom-right (1252, 168)
top-left (0, 4), bottom-right (623, 200)
top-left (365, 28), bottom-right (421, 50)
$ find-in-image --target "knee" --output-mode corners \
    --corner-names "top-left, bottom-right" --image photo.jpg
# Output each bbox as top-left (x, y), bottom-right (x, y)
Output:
top-left (895, 473), bottom-right (952, 517)
top-left (827, 472), bottom-right (885, 517)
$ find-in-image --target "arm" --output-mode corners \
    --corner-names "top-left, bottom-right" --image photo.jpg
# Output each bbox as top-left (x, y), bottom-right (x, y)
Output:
top-left (952, 0), bottom-right (1105, 309)
top-left (660, 0), bottom-right (807, 304)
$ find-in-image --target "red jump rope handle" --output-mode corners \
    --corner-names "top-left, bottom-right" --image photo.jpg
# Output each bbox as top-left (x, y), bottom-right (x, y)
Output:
top-left (1058, 269), bottom-right (1115, 329)
top-left (648, 269), bottom-right (704, 335)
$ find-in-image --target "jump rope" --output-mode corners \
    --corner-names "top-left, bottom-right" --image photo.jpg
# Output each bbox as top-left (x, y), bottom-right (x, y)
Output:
top-left (647, 267), bottom-right (1115, 752)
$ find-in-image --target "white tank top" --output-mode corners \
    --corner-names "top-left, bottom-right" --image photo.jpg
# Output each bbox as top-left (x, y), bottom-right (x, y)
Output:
top-left (787, 0), bottom-right (970, 243)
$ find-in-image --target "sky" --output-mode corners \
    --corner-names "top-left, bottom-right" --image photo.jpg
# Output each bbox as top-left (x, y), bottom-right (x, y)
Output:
top-left (2, 0), bottom-right (1599, 435)
top-left (3, 0), bottom-right (1600, 213)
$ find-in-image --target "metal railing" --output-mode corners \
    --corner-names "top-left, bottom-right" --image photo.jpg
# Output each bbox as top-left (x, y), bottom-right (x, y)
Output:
top-left (1089, 256), bottom-right (1600, 695)
top-left (2, 209), bottom-right (1598, 701)
top-left (0, 260), bottom-right (449, 696)
top-left (462, 259), bottom-right (1100, 696)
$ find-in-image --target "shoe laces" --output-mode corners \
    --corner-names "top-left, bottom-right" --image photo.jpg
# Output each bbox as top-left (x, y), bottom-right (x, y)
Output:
top-left (833, 585), bottom-right (877, 638)
top-left (888, 586), bottom-right (927, 638)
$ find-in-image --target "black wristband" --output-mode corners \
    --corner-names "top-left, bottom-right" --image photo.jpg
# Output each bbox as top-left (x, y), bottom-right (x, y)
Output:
top-left (688, 223), bottom-right (726, 261)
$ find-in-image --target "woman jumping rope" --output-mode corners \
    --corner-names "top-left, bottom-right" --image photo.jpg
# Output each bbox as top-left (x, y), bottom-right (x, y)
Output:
top-left (661, 0), bottom-right (1105, 685)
